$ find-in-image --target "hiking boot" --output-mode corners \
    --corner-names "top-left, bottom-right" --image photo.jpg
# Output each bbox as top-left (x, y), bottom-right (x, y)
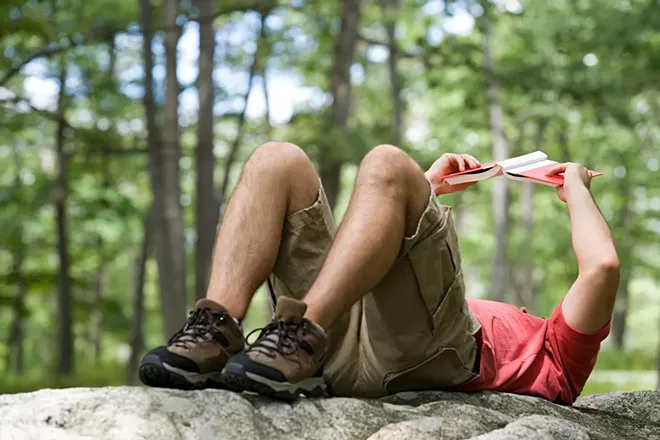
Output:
top-left (222, 297), bottom-right (328, 400)
top-left (139, 299), bottom-right (244, 389)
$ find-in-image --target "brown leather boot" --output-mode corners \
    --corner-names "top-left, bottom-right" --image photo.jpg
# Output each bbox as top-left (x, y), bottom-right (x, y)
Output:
top-left (139, 299), bottom-right (244, 389)
top-left (222, 297), bottom-right (328, 400)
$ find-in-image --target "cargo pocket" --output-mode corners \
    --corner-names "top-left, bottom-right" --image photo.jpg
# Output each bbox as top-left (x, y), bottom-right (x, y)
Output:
top-left (383, 345), bottom-right (478, 394)
top-left (407, 225), bottom-right (462, 332)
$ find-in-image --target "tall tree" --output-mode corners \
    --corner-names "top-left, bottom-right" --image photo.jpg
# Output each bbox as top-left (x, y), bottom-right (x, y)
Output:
top-left (162, 0), bottom-right (187, 330)
top-left (128, 209), bottom-right (152, 385)
top-left (141, 0), bottom-right (186, 339)
top-left (321, 0), bottom-right (362, 210)
top-left (518, 119), bottom-right (548, 312)
top-left (195, 0), bottom-right (218, 301)
top-left (4, 145), bottom-right (28, 374)
top-left (55, 54), bottom-right (74, 374)
top-left (481, 5), bottom-right (510, 302)
top-left (155, 0), bottom-right (188, 334)
top-left (380, 0), bottom-right (402, 144)
top-left (218, 12), bottom-right (269, 209)
top-left (91, 36), bottom-right (117, 360)
top-left (611, 153), bottom-right (635, 349)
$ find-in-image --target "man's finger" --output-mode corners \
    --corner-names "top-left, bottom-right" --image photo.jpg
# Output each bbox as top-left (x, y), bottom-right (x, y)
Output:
top-left (464, 154), bottom-right (479, 169)
top-left (545, 162), bottom-right (569, 176)
top-left (455, 154), bottom-right (466, 171)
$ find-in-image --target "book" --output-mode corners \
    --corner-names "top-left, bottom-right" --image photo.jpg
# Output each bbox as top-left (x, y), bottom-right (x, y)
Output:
top-left (442, 151), bottom-right (602, 187)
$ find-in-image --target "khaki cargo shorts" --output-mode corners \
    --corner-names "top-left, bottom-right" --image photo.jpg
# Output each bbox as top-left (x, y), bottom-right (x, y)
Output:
top-left (270, 183), bottom-right (481, 397)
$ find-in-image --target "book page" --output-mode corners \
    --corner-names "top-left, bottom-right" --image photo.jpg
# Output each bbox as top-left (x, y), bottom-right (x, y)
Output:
top-left (506, 159), bottom-right (557, 175)
top-left (497, 151), bottom-right (547, 171)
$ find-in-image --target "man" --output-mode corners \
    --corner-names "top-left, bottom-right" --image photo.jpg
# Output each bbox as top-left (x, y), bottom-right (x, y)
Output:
top-left (139, 143), bottom-right (619, 404)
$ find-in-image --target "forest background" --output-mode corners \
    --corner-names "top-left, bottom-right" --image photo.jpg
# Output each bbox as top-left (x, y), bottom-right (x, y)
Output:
top-left (1, 0), bottom-right (659, 395)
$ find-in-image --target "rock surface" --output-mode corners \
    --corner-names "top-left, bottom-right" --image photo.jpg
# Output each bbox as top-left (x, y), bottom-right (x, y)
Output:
top-left (1, 387), bottom-right (658, 440)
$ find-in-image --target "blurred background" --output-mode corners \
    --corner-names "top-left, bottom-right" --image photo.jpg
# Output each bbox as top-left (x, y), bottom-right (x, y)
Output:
top-left (1, 0), bottom-right (659, 396)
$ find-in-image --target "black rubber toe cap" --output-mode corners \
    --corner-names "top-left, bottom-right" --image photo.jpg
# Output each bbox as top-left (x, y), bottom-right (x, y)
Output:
top-left (225, 353), bottom-right (287, 382)
top-left (140, 345), bottom-right (201, 373)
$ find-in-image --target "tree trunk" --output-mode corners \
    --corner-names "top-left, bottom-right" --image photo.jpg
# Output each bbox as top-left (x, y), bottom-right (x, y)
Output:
top-left (195, 0), bottom-right (218, 301)
top-left (92, 257), bottom-right (104, 360)
top-left (92, 148), bottom-right (110, 361)
top-left (611, 262), bottom-right (633, 349)
top-left (519, 120), bottom-right (547, 312)
top-left (519, 182), bottom-right (534, 308)
top-left (657, 309), bottom-right (660, 390)
top-left (322, 0), bottom-right (362, 210)
top-left (218, 12), bottom-right (269, 209)
top-left (4, 145), bottom-right (28, 374)
top-left (55, 54), bottom-right (74, 374)
top-left (5, 273), bottom-right (27, 373)
top-left (13, 282), bottom-right (27, 374)
top-left (380, 0), bottom-right (402, 144)
top-left (91, 38), bottom-right (116, 360)
top-left (611, 194), bottom-right (634, 349)
top-left (263, 65), bottom-right (272, 138)
top-left (144, 0), bottom-right (187, 339)
top-left (482, 8), bottom-right (510, 303)
top-left (128, 208), bottom-right (153, 385)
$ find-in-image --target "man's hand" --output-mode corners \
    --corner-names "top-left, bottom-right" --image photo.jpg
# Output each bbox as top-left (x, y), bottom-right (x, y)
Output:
top-left (545, 162), bottom-right (592, 203)
top-left (425, 153), bottom-right (481, 196)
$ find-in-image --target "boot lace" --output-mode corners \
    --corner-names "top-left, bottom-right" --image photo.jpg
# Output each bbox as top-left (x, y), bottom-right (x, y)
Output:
top-left (168, 308), bottom-right (227, 349)
top-left (246, 320), bottom-right (306, 357)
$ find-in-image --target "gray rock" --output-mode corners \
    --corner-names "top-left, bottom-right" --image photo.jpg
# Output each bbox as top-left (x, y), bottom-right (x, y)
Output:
top-left (574, 390), bottom-right (660, 424)
top-left (0, 387), bottom-right (657, 440)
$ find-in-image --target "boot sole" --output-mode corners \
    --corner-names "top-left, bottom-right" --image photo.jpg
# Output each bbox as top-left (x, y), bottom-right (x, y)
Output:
top-left (139, 354), bottom-right (226, 390)
top-left (221, 362), bottom-right (327, 401)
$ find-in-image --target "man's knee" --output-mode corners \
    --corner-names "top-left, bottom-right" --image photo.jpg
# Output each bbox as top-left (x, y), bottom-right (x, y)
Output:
top-left (246, 142), bottom-right (312, 174)
top-left (359, 145), bottom-right (421, 190)
top-left (245, 142), bottom-right (319, 210)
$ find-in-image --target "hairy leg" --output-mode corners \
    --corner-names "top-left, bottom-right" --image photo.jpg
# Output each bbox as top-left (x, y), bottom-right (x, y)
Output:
top-left (304, 145), bottom-right (431, 329)
top-left (206, 142), bottom-right (319, 319)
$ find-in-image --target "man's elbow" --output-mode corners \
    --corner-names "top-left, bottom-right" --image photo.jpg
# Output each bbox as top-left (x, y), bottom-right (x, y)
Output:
top-left (599, 254), bottom-right (620, 276)
top-left (591, 254), bottom-right (621, 284)
top-left (580, 253), bottom-right (620, 280)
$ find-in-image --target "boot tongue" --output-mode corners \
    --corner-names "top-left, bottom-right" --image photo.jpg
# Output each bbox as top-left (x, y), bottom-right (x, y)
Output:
top-left (275, 297), bottom-right (307, 323)
top-left (194, 298), bottom-right (228, 313)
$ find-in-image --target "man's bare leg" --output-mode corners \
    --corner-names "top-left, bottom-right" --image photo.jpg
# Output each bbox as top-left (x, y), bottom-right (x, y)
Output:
top-left (205, 142), bottom-right (320, 320)
top-left (304, 145), bottom-right (431, 328)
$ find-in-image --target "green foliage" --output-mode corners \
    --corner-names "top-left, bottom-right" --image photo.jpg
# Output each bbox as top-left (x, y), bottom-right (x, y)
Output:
top-left (0, 362), bottom-right (128, 395)
top-left (581, 381), bottom-right (623, 397)
top-left (595, 349), bottom-right (658, 372)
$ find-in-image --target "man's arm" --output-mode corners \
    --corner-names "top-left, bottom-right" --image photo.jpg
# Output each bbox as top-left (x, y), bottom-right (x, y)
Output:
top-left (546, 163), bottom-right (620, 333)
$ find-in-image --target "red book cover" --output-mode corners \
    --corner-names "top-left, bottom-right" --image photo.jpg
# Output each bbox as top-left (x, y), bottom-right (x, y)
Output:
top-left (514, 163), bottom-right (603, 186)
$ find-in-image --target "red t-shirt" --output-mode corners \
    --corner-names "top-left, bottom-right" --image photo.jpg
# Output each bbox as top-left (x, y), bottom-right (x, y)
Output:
top-left (459, 298), bottom-right (610, 405)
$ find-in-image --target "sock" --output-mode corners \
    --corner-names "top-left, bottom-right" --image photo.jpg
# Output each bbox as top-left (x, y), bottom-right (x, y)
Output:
top-left (309, 320), bottom-right (327, 338)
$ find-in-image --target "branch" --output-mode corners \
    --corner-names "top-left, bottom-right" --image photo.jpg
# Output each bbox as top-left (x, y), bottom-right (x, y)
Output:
top-left (0, 44), bottom-right (71, 87)
top-left (358, 33), bottom-right (422, 58)
top-left (0, 23), bottom-right (121, 87)
top-left (195, 0), bottom-right (278, 23)
top-left (2, 96), bottom-right (148, 156)
top-left (3, 2), bottom-right (277, 79)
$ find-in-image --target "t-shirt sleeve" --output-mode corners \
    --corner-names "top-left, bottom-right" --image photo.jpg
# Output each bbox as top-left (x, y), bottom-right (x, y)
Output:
top-left (547, 301), bottom-right (610, 402)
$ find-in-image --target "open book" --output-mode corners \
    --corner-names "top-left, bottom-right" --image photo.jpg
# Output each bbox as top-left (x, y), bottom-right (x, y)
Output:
top-left (443, 151), bottom-right (602, 187)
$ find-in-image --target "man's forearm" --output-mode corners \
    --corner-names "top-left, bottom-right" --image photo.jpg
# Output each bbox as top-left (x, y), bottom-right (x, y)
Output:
top-left (562, 184), bottom-right (620, 333)
top-left (566, 185), bottom-right (619, 274)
